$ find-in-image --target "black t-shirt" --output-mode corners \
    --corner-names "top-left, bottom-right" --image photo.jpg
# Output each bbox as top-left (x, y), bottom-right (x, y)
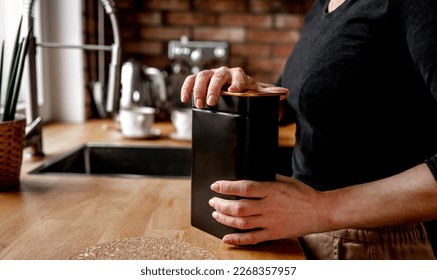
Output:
top-left (279, 0), bottom-right (437, 191)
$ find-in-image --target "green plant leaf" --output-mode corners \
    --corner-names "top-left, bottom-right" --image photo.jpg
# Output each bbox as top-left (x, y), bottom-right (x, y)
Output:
top-left (8, 28), bottom-right (32, 119)
top-left (3, 16), bottom-right (23, 121)
top-left (3, 41), bottom-right (23, 121)
top-left (2, 16), bottom-right (33, 121)
top-left (5, 16), bottom-right (22, 98)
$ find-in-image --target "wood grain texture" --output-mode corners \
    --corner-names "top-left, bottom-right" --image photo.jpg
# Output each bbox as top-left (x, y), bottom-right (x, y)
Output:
top-left (0, 119), bottom-right (302, 260)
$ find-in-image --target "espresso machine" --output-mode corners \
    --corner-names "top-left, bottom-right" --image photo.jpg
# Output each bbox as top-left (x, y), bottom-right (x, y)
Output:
top-left (167, 36), bottom-right (229, 108)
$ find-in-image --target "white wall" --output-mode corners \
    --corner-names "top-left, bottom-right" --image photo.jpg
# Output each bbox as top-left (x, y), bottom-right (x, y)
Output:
top-left (0, 1), bottom-right (22, 60)
top-left (0, 0), bottom-right (23, 107)
top-left (39, 0), bottom-right (85, 122)
top-left (1, 0), bottom-right (85, 122)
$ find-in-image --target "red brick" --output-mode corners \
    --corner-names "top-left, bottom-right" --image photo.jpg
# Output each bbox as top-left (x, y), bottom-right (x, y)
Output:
top-left (273, 44), bottom-right (295, 58)
top-left (140, 27), bottom-right (190, 41)
top-left (194, 0), bottom-right (245, 12)
top-left (193, 27), bottom-right (246, 43)
top-left (230, 43), bottom-right (271, 57)
top-left (115, 0), bottom-right (134, 9)
top-left (120, 28), bottom-right (136, 41)
top-left (122, 42), bottom-right (163, 55)
top-left (247, 57), bottom-right (286, 72)
top-left (258, 71), bottom-right (283, 84)
top-left (166, 12), bottom-right (217, 26)
top-left (248, 0), bottom-right (273, 13)
top-left (220, 14), bottom-right (273, 29)
top-left (86, 0), bottom-right (316, 93)
top-left (249, 0), bottom-right (311, 14)
top-left (247, 29), bottom-right (300, 44)
top-left (138, 55), bottom-right (171, 69)
top-left (143, 0), bottom-right (190, 10)
top-left (137, 12), bottom-right (162, 25)
top-left (275, 14), bottom-right (304, 29)
top-left (278, 0), bottom-right (311, 14)
top-left (227, 57), bottom-right (247, 69)
top-left (83, 17), bottom-right (96, 32)
top-left (251, 72), bottom-right (279, 84)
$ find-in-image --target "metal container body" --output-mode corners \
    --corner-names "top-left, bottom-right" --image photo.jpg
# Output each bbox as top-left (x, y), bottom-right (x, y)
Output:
top-left (191, 94), bottom-right (280, 238)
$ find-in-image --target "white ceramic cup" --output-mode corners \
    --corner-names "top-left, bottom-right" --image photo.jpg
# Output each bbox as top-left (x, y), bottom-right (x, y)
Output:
top-left (171, 109), bottom-right (192, 140)
top-left (119, 106), bottom-right (156, 138)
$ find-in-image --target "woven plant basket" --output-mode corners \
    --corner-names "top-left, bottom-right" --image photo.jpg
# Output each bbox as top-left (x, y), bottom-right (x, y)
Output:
top-left (0, 116), bottom-right (26, 191)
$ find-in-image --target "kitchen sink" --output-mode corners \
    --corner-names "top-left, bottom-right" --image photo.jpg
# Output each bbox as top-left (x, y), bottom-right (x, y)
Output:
top-left (29, 143), bottom-right (192, 178)
top-left (29, 143), bottom-right (293, 179)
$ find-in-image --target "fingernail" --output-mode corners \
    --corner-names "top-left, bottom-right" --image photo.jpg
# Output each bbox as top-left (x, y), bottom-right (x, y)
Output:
top-left (229, 85), bottom-right (241, 90)
top-left (222, 236), bottom-right (231, 244)
top-left (207, 95), bottom-right (217, 105)
top-left (210, 183), bottom-right (219, 191)
top-left (181, 94), bottom-right (188, 103)
top-left (208, 198), bottom-right (215, 207)
top-left (212, 211), bottom-right (219, 219)
top-left (195, 98), bottom-right (204, 108)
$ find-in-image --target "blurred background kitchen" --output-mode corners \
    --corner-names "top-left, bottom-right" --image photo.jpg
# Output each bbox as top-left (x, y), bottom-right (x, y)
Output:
top-left (0, 1), bottom-right (307, 259)
top-left (0, 0), bottom-right (314, 123)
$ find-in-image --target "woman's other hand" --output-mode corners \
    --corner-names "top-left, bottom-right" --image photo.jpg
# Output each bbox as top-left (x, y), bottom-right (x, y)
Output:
top-left (208, 174), bottom-right (327, 245)
top-left (180, 66), bottom-right (289, 108)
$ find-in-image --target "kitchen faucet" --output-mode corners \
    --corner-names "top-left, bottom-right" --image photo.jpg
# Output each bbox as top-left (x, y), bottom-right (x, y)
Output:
top-left (23, 0), bottom-right (121, 156)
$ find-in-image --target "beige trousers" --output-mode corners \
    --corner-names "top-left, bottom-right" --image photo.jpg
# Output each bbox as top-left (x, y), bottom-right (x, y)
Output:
top-left (299, 223), bottom-right (436, 260)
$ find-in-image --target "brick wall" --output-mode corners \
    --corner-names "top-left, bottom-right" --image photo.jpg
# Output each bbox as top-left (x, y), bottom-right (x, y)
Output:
top-left (115, 0), bottom-right (314, 84)
top-left (82, 0), bottom-right (314, 118)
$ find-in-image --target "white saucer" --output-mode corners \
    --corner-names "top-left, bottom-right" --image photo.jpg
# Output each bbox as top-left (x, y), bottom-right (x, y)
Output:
top-left (169, 132), bottom-right (191, 141)
top-left (122, 128), bottom-right (161, 139)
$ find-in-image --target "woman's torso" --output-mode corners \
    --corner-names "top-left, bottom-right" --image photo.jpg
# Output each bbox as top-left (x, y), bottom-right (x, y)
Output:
top-left (280, 0), bottom-right (437, 190)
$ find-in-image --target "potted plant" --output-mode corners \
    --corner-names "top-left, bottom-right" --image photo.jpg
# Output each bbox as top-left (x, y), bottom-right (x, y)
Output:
top-left (0, 16), bottom-right (32, 191)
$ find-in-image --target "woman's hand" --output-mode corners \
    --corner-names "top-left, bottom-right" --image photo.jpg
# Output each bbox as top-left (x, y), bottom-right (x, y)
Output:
top-left (209, 164), bottom-right (437, 246)
top-left (208, 174), bottom-right (326, 245)
top-left (180, 66), bottom-right (289, 108)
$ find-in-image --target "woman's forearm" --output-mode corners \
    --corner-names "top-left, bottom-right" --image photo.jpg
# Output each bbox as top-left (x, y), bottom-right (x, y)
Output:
top-left (208, 163), bottom-right (437, 245)
top-left (322, 163), bottom-right (437, 230)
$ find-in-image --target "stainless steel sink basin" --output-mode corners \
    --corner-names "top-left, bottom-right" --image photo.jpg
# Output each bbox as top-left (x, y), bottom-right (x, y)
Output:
top-left (29, 143), bottom-right (192, 178)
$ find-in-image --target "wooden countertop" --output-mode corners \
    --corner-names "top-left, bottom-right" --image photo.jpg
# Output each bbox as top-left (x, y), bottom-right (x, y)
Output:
top-left (0, 119), bottom-right (302, 260)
